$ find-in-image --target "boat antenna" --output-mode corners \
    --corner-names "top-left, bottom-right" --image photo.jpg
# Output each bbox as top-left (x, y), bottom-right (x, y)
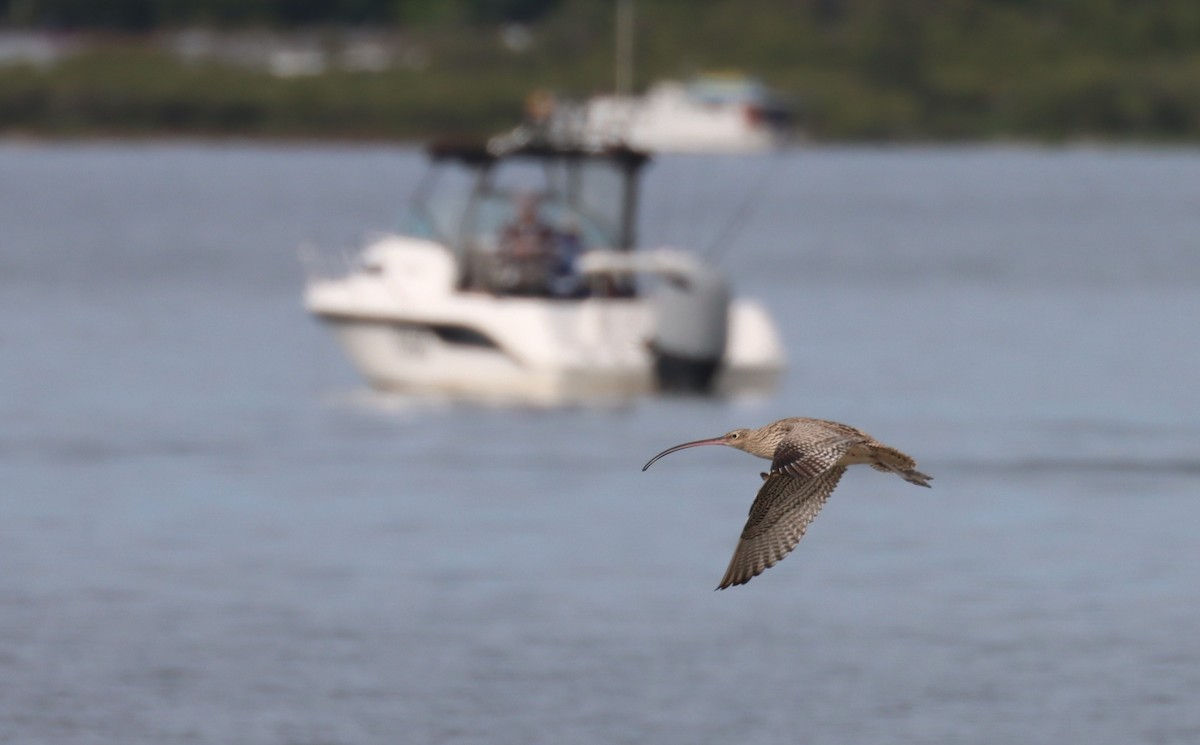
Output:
top-left (704, 153), bottom-right (789, 264)
top-left (615, 0), bottom-right (634, 97)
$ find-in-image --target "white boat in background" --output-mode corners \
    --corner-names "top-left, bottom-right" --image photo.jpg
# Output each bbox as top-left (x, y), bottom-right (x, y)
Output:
top-left (304, 127), bottom-right (784, 403)
top-left (572, 74), bottom-right (793, 154)
top-left (566, 2), bottom-right (793, 154)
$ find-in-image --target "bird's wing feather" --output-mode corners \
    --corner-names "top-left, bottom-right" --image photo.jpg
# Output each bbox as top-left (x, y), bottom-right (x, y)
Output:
top-left (717, 466), bottom-right (847, 589)
top-left (769, 435), bottom-right (856, 480)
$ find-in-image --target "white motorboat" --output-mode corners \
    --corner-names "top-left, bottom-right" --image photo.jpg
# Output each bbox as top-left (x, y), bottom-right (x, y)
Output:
top-left (304, 129), bottom-right (784, 403)
top-left (575, 75), bottom-right (793, 154)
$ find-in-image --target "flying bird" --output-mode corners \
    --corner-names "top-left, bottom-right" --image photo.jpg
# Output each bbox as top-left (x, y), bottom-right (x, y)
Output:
top-left (643, 417), bottom-right (932, 589)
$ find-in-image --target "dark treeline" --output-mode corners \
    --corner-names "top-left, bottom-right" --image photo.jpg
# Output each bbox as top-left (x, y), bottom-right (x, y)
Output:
top-left (1, 0), bottom-right (563, 27)
top-left (3, 0), bottom-right (1200, 141)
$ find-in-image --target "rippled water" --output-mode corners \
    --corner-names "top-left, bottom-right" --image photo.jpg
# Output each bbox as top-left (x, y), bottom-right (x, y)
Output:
top-left (2, 142), bottom-right (1199, 744)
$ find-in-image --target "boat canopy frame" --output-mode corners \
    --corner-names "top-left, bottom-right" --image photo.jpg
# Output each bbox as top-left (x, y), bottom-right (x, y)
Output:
top-left (412, 137), bottom-right (651, 258)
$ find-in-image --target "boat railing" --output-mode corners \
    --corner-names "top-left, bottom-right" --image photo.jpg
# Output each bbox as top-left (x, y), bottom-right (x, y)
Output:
top-left (298, 235), bottom-right (387, 283)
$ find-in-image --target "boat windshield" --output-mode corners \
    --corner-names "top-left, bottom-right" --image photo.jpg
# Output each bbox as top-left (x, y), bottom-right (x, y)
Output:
top-left (399, 152), bottom-right (633, 255)
top-left (686, 76), bottom-right (771, 105)
top-left (571, 159), bottom-right (628, 249)
top-left (398, 159), bottom-right (478, 246)
top-left (397, 141), bottom-right (645, 296)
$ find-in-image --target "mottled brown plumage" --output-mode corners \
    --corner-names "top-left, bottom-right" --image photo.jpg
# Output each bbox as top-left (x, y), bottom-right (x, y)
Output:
top-left (642, 417), bottom-right (932, 589)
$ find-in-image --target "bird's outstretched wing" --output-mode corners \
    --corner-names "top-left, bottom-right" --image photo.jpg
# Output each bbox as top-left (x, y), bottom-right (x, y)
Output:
top-left (717, 466), bottom-right (847, 589)
top-left (768, 434), bottom-right (857, 480)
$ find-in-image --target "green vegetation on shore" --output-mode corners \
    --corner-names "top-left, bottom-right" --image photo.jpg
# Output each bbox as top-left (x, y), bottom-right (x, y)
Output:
top-left (3, 0), bottom-right (1200, 142)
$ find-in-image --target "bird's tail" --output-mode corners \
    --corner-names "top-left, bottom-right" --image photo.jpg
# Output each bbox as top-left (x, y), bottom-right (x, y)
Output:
top-left (899, 468), bottom-right (933, 488)
top-left (869, 444), bottom-right (933, 488)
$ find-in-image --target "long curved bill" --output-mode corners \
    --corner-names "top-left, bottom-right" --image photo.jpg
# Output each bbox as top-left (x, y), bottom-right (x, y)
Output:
top-left (642, 436), bottom-right (726, 471)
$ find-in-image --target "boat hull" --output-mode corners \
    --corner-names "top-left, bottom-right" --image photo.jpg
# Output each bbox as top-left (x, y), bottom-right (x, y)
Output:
top-left (316, 308), bottom-right (781, 402)
top-left (305, 234), bottom-right (783, 402)
top-left (314, 302), bottom-right (657, 402)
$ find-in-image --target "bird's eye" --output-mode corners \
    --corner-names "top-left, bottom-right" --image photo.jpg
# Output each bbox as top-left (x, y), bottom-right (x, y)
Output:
top-left (728, 432), bottom-right (740, 440)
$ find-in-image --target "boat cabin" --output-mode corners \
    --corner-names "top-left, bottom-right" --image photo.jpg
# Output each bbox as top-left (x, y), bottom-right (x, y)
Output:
top-left (397, 137), bottom-right (650, 298)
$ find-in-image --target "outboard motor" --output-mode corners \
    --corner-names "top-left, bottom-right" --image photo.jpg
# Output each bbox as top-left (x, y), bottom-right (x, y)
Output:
top-left (650, 264), bottom-right (730, 394)
top-left (577, 248), bottom-right (732, 394)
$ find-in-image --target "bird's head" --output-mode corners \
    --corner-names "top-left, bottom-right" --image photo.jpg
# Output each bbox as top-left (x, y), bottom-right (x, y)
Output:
top-left (642, 427), bottom-right (757, 471)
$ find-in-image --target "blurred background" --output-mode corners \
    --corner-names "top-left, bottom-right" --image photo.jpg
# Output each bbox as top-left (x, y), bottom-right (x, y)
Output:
top-left (3, 0), bottom-right (1200, 141)
top-left (3, 2), bottom-right (1200, 745)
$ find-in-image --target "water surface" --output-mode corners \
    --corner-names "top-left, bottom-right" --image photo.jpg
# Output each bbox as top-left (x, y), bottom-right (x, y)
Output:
top-left (2, 142), bottom-right (1199, 744)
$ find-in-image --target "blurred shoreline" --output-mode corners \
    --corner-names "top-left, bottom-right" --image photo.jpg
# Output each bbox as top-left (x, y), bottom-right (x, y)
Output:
top-left (4, 0), bottom-right (1200, 144)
